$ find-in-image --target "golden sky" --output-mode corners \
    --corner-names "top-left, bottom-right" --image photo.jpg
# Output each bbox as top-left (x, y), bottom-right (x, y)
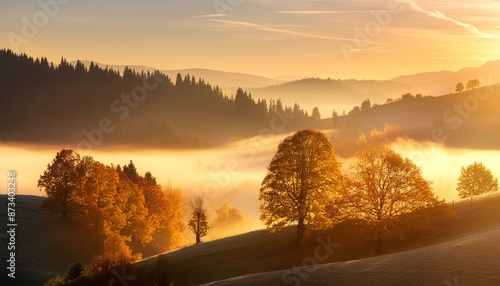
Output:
top-left (1, 0), bottom-right (499, 79)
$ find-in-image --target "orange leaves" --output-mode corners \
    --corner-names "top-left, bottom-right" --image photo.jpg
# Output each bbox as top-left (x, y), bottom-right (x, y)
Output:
top-left (260, 130), bottom-right (343, 242)
top-left (342, 144), bottom-right (450, 253)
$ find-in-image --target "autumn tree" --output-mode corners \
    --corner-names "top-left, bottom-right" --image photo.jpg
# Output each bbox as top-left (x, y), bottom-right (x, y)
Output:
top-left (163, 188), bottom-right (186, 249)
top-left (341, 144), bottom-right (443, 255)
top-left (260, 129), bottom-right (342, 244)
top-left (188, 195), bottom-right (210, 244)
top-left (455, 82), bottom-right (464, 93)
top-left (38, 149), bottom-right (82, 218)
top-left (457, 162), bottom-right (498, 198)
top-left (115, 170), bottom-right (153, 246)
top-left (78, 160), bottom-right (124, 236)
top-left (212, 201), bottom-right (247, 237)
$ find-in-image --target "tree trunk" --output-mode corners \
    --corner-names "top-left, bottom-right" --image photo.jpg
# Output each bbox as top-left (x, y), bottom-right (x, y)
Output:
top-left (296, 216), bottom-right (305, 245)
top-left (195, 234), bottom-right (201, 244)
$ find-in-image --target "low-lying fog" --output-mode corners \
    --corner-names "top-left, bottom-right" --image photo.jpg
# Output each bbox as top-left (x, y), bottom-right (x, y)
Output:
top-left (2, 131), bottom-right (499, 231)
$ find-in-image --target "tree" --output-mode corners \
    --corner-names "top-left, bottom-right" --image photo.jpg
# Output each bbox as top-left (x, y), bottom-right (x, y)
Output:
top-left (38, 149), bottom-right (82, 218)
top-left (188, 195), bottom-right (210, 244)
top-left (161, 187), bottom-right (186, 250)
top-left (348, 106), bottom-right (360, 115)
top-left (401, 93), bottom-right (414, 101)
top-left (466, 79), bottom-right (480, 90)
top-left (455, 82), bottom-right (464, 93)
top-left (259, 129), bottom-right (342, 244)
top-left (360, 99), bottom-right (371, 111)
top-left (341, 144), bottom-right (442, 255)
top-left (457, 162), bottom-right (498, 198)
top-left (311, 107), bottom-right (321, 120)
top-left (212, 201), bottom-right (246, 232)
top-left (64, 262), bottom-right (84, 282)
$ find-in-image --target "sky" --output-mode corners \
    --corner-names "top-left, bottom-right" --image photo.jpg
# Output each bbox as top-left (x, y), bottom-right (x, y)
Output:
top-left (1, 0), bottom-right (500, 79)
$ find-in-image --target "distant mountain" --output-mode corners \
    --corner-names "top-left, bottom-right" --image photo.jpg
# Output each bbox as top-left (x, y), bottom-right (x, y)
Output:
top-left (391, 60), bottom-right (500, 95)
top-left (247, 78), bottom-right (415, 116)
top-left (73, 61), bottom-right (284, 92)
top-left (161, 68), bottom-right (284, 91)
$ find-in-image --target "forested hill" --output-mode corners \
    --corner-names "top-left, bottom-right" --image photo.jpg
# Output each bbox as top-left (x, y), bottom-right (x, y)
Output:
top-left (0, 50), bottom-right (318, 148)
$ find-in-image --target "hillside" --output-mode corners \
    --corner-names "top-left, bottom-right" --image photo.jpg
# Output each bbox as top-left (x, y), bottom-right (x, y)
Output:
top-left (203, 227), bottom-right (500, 286)
top-left (74, 61), bottom-right (284, 91)
top-left (325, 83), bottom-right (500, 156)
top-left (1, 192), bottom-right (500, 285)
top-left (247, 78), bottom-right (414, 116)
top-left (133, 193), bottom-right (500, 286)
top-left (0, 195), bottom-right (95, 286)
top-left (391, 60), bottom-right (500, 96)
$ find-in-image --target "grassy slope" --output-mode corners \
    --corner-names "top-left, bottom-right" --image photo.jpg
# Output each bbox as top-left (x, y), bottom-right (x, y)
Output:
top-left (135, 193), bottom-right (500, 286)
top-left (0, 192), bottom-right (499, 285)
top-left (0, 195), bottom-right (96, 286)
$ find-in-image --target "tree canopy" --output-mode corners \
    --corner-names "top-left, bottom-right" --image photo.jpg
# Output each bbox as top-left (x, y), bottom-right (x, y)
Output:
top-left (38, 149), bottom-right (186, 268)
top-left (259, 129), bottom-right (342, 243)
top-left (340, 144), bottom-right (444, 255)
top-left (457, 162), bottom-right (498, 198)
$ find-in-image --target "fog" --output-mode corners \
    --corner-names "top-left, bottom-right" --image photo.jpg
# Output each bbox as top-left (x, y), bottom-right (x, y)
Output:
top-left (2, 133), bottom-right (500, 230)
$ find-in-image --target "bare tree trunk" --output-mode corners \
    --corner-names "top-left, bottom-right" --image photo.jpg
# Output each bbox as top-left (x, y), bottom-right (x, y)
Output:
top-left (296, 216), bottom-right (305, 245)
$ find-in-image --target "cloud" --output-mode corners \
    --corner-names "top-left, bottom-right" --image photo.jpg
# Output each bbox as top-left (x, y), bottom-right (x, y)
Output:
top-left (403, 0), bottom-right (500, 39)
top-left (192, 14), bottom-right (230, 19)
top-left (211, 19), bottom-right (369, 43)
top-left (275, 10), bottom-right (376, 15)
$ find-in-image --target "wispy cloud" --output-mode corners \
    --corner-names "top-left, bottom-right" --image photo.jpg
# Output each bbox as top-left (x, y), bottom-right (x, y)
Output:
top-left (275, 10), bottom-right (375, 15)
top-left (212, 19), bottom-right (372, 43)
top-left (192, 14), bottom-right (230, 18)
top-left (403, 0), bottom-right (500, 39)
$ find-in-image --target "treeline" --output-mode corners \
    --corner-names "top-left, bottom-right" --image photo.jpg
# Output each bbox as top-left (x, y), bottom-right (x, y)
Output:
top-left (0, 49), bottom-right (318, 148)
top-left (37, 149), bottom-right (185, 277)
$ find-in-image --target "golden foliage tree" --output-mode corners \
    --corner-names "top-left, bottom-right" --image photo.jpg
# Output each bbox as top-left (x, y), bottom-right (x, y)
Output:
top-left (116, 171), bottom-right (153, 245)
top-left (213, 200), bottom-right (245, 228)
top-left (341, 144), bottom-right (443, 255)
top-left (79, 160), bottom-right (123, 236)
top-left (38, 149), bottom-right (82, 218)
top-left (162, 187), bottom-right (186, 250)
top-left (260, 129), bottom-right (342, 243)
top-left (89, 232), bottom-right (141, 278)
top-left (457, 162), bottom-right (498, 198)
top-left (188, 195), bottom-right (210, 244)
top-left (212, 200), bottom-right (247, 237)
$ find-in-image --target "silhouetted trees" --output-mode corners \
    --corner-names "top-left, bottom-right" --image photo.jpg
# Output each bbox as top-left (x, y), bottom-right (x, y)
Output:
top-left (457, 162), bottom-right (498, 198)
top-left (311, 107), bottom-right (321, 120)
top-left (455, 82), bottom-right (464, 93)
top-left (0, 49), bottom-right (319, 148)
top-left (259, 130), bottom-right (342, 244)
top-left (466, 79), bottom-right (480, 90)
top-left (360, 99), bottom-right (371, 111)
